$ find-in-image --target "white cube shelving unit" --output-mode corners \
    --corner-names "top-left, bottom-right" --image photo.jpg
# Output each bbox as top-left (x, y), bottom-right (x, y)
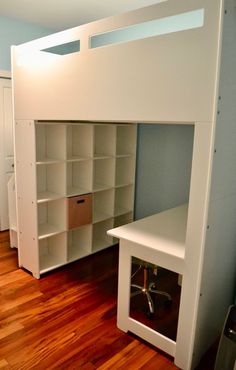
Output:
top-left (14, 121), bottom-right (136, 278)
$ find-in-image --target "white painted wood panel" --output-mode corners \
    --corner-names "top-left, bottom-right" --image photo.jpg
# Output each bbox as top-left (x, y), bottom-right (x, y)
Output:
top-left (14, 120), bottom-right (39, 277)
top-left (12, 0), bottom-right (223, 123)
top-left (0, 78), bottom-right (14, 230)
top-left (192, 2), bottom-right (236, 367)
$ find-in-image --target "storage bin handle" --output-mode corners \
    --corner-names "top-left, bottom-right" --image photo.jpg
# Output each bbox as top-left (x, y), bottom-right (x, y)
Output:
top-left (77, 199), bottom-right (85, 204)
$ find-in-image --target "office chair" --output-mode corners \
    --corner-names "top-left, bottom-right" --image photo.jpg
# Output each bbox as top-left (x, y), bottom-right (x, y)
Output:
top-left (131, 258), bottom-right (172, 317)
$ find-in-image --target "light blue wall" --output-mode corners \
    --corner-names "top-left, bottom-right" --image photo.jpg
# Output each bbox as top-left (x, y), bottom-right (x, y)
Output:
top-left (135, 124), bottom-right (194, 219)
top-left (0, 16), bottom-right (53, 70)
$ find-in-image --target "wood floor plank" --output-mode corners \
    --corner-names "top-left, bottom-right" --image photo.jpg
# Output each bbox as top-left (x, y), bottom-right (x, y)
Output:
top-left (0, 269), bottom-right (31, 288)
top-left (0, 322), bottom-right (24, 341)
top-left (0, 359), bottom-right (10, 369)
top-left (96, 341), bottom-right (158, 370)
top-left (0, 231), bottom-right (215, 369)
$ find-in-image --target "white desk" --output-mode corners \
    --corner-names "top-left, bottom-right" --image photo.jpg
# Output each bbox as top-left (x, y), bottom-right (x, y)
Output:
top-left (108, 204), bottom-right (187, 357)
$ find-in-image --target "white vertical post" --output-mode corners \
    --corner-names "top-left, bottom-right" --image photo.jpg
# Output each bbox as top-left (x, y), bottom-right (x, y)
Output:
top-left (175, 122), bottom-right (214, 369)
top-left (117, 240), bottom-right (132, 332)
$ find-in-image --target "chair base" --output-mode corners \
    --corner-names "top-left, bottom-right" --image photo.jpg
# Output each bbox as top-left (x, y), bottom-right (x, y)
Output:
top-left (131, 282), bottom-right (172, 315)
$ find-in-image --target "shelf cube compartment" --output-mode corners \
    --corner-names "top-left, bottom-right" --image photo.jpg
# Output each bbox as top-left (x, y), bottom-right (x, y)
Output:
top-left (114, 185), bottom-right (134, 216)
top-left (67, 225), bottom-right (92, 262)
top-left (93, 189), bottom-right (114, 223)
top-left (115, 156), bottom-right (135, 186)
top-left (39, 232), bottom-right (67, 273)
top-left (114, 211), bottom-right (133, 228)
top-left (67, 160), bottom-right (93, 196)
top-left (92, 218), bottom-right (114, 253)
top-left (94, 124), bottom-right (116, 157)
top-left (113, 212), bottom-right (133, 244)
top-left (36, 123), bottom-right (66, 163)
top-left (38, 199), bottom-right (66, 239)
top-left (93, 158), bottom-right (115, 191)
top-left (116, 125), bottom-right (136, 156)
top-left (67, 193), bottom-right (92, 229)
top-left (67, 124), bottom-right (93, 160)
top-left (37, 163), bottom-right (66, 202)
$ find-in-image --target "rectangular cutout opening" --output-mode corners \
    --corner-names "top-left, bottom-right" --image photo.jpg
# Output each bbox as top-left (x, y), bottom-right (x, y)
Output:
top-left (42, 40), bottom-right (80, 55)
top-left (90, 9), bottom-right (204, 49)
top-left (130, 258), bottom-right (181, 341)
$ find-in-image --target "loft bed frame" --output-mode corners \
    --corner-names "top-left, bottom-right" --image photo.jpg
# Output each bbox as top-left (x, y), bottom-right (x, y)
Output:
top-left (11, 0), bottom-right (236, 369)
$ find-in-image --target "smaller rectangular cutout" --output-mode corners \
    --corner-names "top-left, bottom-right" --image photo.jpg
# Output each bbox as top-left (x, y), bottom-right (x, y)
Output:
top-left (42, 40), bottom-right (80, 55)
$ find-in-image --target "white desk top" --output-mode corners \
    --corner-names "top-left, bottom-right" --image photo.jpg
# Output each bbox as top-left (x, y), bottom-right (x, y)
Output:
top-left (108, 204), bottom-right (187, 262)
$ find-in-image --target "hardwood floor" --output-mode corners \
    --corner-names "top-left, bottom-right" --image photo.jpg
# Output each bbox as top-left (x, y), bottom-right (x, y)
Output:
top-left (0, 231), bottom-right (216, 369)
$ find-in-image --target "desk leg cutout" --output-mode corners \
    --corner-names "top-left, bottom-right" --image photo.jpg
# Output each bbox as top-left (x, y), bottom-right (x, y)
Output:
top-left (117, 240), bottom-right (177, 357)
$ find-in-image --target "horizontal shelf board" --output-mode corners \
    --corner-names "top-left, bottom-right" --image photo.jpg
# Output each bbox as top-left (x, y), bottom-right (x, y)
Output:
top-left (40, 256), bottom-right (66, 274)
top-left (38, 223), bottom-right (65, 239)
top-left (37, 191), bottom-right (65, 203)
top-left (36, 158), bottom-right (65, 165)
top-left (93, 211), bottom-right (113, 224)
top-left (115, 182), bottom-right (134, 188)
top-left (92, 239), bottom-right (115, 253)
top-left (116, 154), bottom-right (133, 158)
top-left (93, 183), bottom-right (114, 192)
top-left (108, 204), bottom-right (187, 263)
top-left (93, 154), bottom-right (114, 160)
top-left (114, 207), bottom-right (133, 217)
top-left (67, 156), bottom-right (91, 162)
top-left (67, 247), bottom-right (91, 262)
top-left (67, 186), bottom-right (92, 197)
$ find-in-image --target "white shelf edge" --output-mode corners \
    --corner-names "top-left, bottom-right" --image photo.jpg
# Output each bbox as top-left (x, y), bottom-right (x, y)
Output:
top-left (116, 153), bottom-right (134, 158)
top-left (114, 207), bottom-right (133, 217)
top-left (115, 182), bottom-right (134, 189)
top-left (36, 159), bottom-right (66, 165)
top-left (37, 191), bottom-right (65, 203)
top-left (67, 187), bottom-right (92, 197)
top-left (67, 156), bottom-right (92, 162)
top-left (93, 211), bottom-right (114, 224)
top-left (93, 183), bottom-right (114, 192)
top-left (38, 224), bottom-right (66, 240)
top-left (67, 247), bottom-right (91, 262)
top-left (93, 154), bottom-right (114, 160)
top-left (40, 260), bottom-right (66, 274)
top-left (92, 239), bottom-right (115, 253)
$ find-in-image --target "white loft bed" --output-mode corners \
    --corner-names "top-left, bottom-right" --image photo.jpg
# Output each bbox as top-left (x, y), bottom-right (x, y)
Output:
top-left (11, 0), bottom-right (236, 369)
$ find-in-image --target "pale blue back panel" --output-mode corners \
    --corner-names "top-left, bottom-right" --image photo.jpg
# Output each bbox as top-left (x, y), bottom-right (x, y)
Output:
top-left (135, 124), bottom-right (194, 219)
